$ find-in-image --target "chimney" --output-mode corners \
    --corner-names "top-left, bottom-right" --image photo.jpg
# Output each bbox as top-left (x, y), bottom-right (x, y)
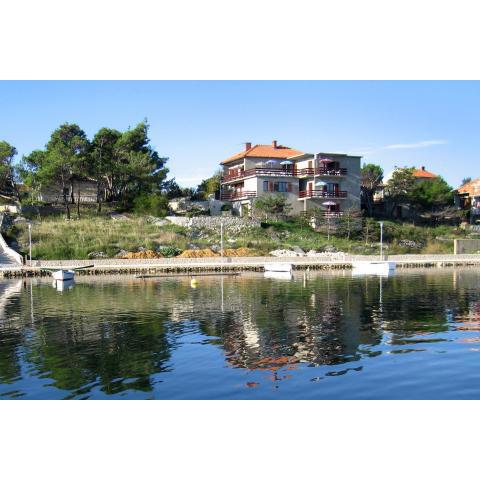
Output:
top-left (421, 166), bottom-right (426, 171)
top-left (245, 142), bottom-right (252, 151)
top-left (272, 140), bottom-right (278, 149)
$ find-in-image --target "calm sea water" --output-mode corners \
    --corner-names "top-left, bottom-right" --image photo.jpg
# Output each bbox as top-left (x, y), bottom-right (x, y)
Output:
top-left (1, 269), bottom-right (480, 399)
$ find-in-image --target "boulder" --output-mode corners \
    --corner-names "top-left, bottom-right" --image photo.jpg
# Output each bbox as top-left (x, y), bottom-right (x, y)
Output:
top-left (88, 251), bottom-right (108, 259)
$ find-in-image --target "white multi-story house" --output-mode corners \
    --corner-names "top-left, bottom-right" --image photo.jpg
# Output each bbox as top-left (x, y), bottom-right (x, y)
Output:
top-left (220, 140), bottom-right (361, 216)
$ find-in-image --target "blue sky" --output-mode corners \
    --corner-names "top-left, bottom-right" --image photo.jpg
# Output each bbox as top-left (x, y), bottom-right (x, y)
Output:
top-left (0, 81), bottom-right (478, 187)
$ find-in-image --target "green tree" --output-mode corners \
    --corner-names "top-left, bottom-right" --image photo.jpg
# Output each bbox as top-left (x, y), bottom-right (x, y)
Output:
top-left (363, 217), bottom-right (380, 245)
top-left (385, 167), bottom-right (416, 217)
top-left (90, 127), bottom-right (122, 212)
top-left (18, 150), bottom-right (47, 201)
top-left (337, 208), bottom-right (363, 240)
top-left (109, 121), bottom-right (169, 205)
top-left (411, 176), bottom-right (453, 211)
top-left (253, 193), bottom-right (292, 220)
top-left (23, 124), bottom-right (90, 218)
top-left (133, 192), bottom-right (169, 217)
top-left (361, 163), bottom-right (383, 216)
top-left (196, 169), bottom-right (222, 200)
top-left (0, 141), bottom-right (19, 200)
top-left (461, 177), bottom-right (472, 186)
top-left (162, 178), bottom-right (183, 199)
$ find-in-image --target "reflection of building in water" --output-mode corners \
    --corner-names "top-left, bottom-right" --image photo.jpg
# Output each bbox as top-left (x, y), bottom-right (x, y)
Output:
top-left (180, 274), bottom-right (385, 374)
top-left (0, 280), bottom-right (24, 384)
top-left (0, 280), bottom-right (22, 323)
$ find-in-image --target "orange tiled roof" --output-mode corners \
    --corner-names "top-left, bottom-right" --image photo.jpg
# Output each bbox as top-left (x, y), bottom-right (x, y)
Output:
top-left (458, 178), bottom-right (480, 196)
top-left (412, 167), bottom-right (437, 179)
top-left (221, 143), bottom-right (303, 165)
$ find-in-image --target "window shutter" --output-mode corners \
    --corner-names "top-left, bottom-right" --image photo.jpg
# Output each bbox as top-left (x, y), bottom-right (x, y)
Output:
top-left (286, 183), bottom-right (292, 192)
top-left (269, 181), bottom-right (274, 192)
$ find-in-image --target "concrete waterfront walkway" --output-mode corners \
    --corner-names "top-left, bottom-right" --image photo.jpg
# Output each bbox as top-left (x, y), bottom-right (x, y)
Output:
top-left (2, 254), bottom-right (480, 277)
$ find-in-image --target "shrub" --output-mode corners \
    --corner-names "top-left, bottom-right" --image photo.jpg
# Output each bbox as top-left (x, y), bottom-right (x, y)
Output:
top-left (133, 193), bottom-right (169, 217)
top-left (157, 246), bottom-right (182, 257)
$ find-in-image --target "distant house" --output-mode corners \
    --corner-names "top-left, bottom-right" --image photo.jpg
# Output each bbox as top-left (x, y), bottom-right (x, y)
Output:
top-left (455, 178), bottom-right (480, 223)
top-left (220, 140), bottom-right (361, 217)
top-left (37, 179), bottom-right (101, 204)
top-left (373, 166), bottom-right (439, 219)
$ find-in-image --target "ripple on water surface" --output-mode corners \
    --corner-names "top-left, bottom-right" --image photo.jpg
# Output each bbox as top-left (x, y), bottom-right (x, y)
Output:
top-left (1, 269), bottom-right (480, 399)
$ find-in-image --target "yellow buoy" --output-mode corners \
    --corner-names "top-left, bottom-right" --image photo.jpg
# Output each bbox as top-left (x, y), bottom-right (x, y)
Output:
top-left (190, 278), bottom-right (198, 288)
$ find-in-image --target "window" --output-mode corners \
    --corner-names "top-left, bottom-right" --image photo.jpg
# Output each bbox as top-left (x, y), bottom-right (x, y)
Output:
top-left (268, 182), bottom-right (292, 193)
top-left (327, 183), bottom-right (339, 194)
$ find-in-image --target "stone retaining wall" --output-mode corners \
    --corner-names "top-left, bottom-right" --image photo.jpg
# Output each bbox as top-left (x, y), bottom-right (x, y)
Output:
top-left (166, 216), bottom-right (260, 230)
top-left (31, 253), bottom-right (480, 269)
top-left (454, 239), bottom-right (480, 254)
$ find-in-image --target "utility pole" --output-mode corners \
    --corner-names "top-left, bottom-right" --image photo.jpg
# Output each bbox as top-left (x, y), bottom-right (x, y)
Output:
top-left (220, 222), bottom-right (224, 259)
top-left (28, 223), bottom-right (32, 266)
top-left (380, 221), bottom-right (384, 260)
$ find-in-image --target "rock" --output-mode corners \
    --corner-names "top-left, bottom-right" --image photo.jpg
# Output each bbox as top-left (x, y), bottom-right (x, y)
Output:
top-left (210, 244), bottom-right (221, 253)
top-left (88, 251), bottom-right (108, 259)
top-left (115, 249), bottom-right (128, 258)
top-left (398, 239), bottom-right (423, 249)
top-left (306, 250), bottom-right (347, 259)
top-left (145, 216), bottom-right (169, 226)
top-left (323, 245), bottom-right (337, 253)
top-left (110, 213), bottom-right (129, 221)
top-left (13, 216), bottom-right (28, 224)
top-left (292, 246), bottom-right (305, 255)
top-left (270, 249), bottom-right (303, 257)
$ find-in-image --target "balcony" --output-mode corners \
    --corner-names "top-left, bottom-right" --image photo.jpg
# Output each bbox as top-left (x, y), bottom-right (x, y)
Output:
top-left (299, 190), bottom-right (348, 199)
top-left (221, 166), bottom-right (347, 183)
top-left (220, 190), bottom-right (256, 201)
top-left (222, 167), bottom-right (295, 183)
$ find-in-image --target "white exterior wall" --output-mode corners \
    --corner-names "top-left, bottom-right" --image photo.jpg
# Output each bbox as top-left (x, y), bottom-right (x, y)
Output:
top-left (221, 153), bottom-right (361, 216)
top-left (254, 176), bottom-right (303, 214)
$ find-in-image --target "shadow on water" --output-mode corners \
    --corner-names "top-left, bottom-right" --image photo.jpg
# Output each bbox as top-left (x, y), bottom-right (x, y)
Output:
top-left (1, 268), bottom-right (480, 399)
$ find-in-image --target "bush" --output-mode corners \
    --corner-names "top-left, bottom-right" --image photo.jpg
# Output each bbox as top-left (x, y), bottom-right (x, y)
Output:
top-left (158, 246), bottom-right (182, 257)
top-left (133, 193), bottom-right (169, 217)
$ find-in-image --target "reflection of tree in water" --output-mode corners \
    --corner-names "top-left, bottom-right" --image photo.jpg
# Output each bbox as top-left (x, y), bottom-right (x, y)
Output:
top-left (26, 312), bottom-right (172, 396)
top-left (1, 280), bottom-right (178, 397)
top-left (378, 270), bottom-right (479, 345)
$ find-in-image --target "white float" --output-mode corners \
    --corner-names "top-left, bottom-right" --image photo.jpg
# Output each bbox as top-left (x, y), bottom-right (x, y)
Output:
top-left (352, 261), bottom-right (396, 276)
top-left (264, 262), bottom-right (293, 273)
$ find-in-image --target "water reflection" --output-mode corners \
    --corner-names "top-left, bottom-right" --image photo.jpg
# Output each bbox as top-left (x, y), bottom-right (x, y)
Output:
top-left (0, 269), bottom-right (480, 399)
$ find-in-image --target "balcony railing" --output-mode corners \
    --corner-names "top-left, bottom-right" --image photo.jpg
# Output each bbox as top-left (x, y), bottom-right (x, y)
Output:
top-left (301, 210), bottom-right (344, 218)
top-left (221, 166), bottom-right (347, 183)
top-left (297, 167), bottom-right (348, 177)
top-left (220, 190), bottom-right (256, 201)
top-left (299, 190), bottom-right (348, 199)
top-left (222, 167), bottom-right (295, 182)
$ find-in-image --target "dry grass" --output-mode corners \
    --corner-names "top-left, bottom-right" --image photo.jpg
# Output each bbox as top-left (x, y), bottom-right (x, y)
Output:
top-left (14, 217), bottom-right (188, 260)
